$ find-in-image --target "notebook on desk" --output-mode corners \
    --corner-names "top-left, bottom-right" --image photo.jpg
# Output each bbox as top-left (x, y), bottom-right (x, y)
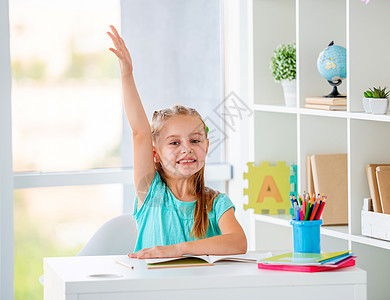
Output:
top-left (144, 252), bottom-right (272, 269)
top-left (258, 256), bottom-right (356, 273)
top-left (258, 251), bottom-right (352, 266)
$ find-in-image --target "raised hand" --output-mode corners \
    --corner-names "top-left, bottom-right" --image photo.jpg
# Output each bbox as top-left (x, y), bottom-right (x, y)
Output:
top-left (107, 25), bottom-right (133, 77)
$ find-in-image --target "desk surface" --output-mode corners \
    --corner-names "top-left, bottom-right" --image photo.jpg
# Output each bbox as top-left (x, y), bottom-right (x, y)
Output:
top-left (44, 254), bottom-right (367, 300)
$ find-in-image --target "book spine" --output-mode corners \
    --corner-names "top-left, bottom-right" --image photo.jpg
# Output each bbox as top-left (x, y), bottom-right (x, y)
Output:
top-left (366, 165), bottom-right (382, 213)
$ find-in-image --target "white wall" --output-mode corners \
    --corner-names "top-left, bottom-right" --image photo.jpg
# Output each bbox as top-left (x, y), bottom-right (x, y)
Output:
top-left (121, 0), bottom-right (225, 165)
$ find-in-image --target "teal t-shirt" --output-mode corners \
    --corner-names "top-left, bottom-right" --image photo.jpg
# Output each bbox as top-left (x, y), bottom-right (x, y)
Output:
top-left (132, 170), bottom-right (235, 252)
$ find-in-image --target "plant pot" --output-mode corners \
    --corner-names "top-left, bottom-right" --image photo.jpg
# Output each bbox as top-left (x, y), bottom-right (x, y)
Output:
top-left (362, 97), bottom-right (371, 113)
top-left (369, 98), bottom-right (389, 114)
top-left (281, 79), bottom-right (296, 107)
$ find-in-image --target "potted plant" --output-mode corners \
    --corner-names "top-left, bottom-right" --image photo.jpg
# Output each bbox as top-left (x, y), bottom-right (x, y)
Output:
top-left (363, 87), bottom-right (390, 114)
top-left (270, 43), bottom-right (296, 107)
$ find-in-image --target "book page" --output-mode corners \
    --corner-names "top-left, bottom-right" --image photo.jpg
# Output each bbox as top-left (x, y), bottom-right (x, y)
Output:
top-left (208, 252), bottom-right (272, 263)
top-left (146, 257), bottom-right (213, 269)
top-left (145, 255), bottom-right (210, 265)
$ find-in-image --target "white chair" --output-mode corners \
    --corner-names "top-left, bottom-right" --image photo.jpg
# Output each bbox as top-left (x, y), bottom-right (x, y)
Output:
top-left (77, 214), bottom-right (137, 256)
top-left (39, 214), bottom-right (137, 285)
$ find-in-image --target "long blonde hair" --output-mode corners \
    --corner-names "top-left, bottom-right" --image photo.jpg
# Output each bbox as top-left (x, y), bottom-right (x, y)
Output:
top-left (151, 105), bottom-right (220, 239)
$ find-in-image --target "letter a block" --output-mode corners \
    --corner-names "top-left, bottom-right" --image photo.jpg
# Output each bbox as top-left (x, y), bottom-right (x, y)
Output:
top-left (243, 162), bottom-right (291, 215)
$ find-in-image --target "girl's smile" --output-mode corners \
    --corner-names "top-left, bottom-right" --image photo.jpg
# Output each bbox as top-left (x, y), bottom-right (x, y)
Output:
top-left (177, 158), bottom-right (197, 165)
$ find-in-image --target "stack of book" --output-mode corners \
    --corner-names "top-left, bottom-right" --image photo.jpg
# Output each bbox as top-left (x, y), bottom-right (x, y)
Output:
top-left (305, 96), bottom-right (347, 111)
top-left (366, 164), bottom-right (390, 214)
top-left (258, 251), bottom-right (356, 273)
top-left (361, 164), bottom-right (390, 242)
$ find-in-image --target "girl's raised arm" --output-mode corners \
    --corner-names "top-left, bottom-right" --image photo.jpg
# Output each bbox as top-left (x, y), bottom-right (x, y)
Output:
top-left (107, 25), bottom-right (155, 204)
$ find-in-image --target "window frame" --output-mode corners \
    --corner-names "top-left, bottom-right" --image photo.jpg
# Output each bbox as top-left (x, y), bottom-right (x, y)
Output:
top-left (1, 0), bottom-right (14, 298)
top-left (13, 164), bottom-right (232, 189)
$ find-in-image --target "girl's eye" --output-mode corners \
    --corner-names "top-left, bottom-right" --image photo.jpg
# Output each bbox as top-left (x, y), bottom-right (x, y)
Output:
top-left (169, 141), bottom-right (179, 145)
top-left (192, 140), bottom-right (200, 143)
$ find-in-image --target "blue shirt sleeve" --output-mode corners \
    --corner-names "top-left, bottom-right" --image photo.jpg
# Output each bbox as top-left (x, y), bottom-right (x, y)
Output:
top-left (213, 193), bottom-right (235, 223)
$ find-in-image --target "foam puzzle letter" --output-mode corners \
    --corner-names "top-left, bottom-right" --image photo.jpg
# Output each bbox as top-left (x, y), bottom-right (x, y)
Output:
top-left (243, 161), bottom-right (295, 214)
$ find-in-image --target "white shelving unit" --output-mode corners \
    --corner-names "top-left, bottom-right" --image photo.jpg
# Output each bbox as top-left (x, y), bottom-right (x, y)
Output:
top-left (237, 0), bottom-right (390, 298)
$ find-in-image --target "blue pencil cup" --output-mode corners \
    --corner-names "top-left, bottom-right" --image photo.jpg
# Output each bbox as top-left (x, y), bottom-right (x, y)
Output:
top-left (290, 220), bottom-right (322, 253)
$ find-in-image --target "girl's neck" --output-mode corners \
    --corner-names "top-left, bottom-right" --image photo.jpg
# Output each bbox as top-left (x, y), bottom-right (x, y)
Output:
top-left (166, 177), bottom-right (197, 202)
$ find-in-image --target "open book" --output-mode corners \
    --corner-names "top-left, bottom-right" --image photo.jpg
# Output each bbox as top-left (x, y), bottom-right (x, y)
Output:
top-left (145, 252), bottom-right (272, 269)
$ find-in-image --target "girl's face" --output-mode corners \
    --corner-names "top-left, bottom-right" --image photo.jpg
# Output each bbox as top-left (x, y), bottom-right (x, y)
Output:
top-left (154, 115), bottom-right (209, 179)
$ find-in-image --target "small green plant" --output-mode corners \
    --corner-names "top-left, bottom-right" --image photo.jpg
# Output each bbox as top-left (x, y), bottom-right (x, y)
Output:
top-left (363, 86), bottom-right (390, 99)
top-left (270, 43), bottom-right (296, 82)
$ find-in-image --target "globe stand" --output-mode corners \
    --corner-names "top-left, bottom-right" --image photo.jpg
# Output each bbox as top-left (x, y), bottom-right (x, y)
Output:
top-left (324, 79), bottom-right (346, 98)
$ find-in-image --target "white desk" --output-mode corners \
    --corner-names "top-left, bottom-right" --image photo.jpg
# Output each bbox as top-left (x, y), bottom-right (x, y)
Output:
top-left (44, 255), bottom-right (367, 300)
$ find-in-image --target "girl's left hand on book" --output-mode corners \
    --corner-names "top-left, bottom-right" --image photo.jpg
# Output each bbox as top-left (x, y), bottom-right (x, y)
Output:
top-left (129, 244), bottom-right (182, 259)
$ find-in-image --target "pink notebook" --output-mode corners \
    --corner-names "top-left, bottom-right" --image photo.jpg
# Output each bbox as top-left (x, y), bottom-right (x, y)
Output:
top-left (258, 257), bottom-right (355, 273)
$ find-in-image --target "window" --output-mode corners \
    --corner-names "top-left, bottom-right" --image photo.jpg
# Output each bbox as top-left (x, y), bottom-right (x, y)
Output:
top-left (14, 185), bottom-right (122, 299)
top-left (10, 0), bottom-right (122, 172)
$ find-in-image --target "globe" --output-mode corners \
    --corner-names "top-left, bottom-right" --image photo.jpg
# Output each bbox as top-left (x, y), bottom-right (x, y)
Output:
top-left (317, 41), bottom-right (347, 97)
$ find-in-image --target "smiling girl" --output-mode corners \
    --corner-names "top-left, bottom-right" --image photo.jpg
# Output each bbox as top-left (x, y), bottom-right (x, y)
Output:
top-left (107, 25), bottom-right (247, 259)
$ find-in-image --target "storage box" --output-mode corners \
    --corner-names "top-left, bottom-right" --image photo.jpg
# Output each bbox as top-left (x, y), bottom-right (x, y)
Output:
top-left (361, 210), bottom-right (390, 241)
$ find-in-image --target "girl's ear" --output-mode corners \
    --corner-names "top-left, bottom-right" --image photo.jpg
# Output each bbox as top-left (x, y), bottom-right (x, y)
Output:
top-left (153, 148), bottom-right (160, 163)
top-left (205, 139), bottom-right (209, 154)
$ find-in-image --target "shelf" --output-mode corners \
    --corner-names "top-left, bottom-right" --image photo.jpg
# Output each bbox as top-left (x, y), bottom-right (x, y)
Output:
top-left (350, 234), bottom-right (390, 251)
top-left (253, 104), bottom-right (298, 114)
top-left (253, 104), bottom-right (349, 118)
top-left (320, 226), bottom-right (349, 240)
top-left (299, 108), bottom-right (349, 119)
top-left (253, 214), bottom-right (390, 250)
top-left (348, 111), bottom-right (390, 123)
top-left (253, 214), bottom-right (349, 240)
top-left (254, 106), bottom-right (390, 123)
top-left (253, 213), bottom-right (291, 227)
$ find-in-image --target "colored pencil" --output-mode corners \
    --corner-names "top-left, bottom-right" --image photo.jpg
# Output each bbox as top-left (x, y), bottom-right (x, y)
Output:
top-left (314, 200), bottom-right (323, 220)
top-left (304, 196), bottom-right (310, 221)
top-left (309, 201), bottom-right (320, 221)
top-left (316, 199), bottom-right (326, 220)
